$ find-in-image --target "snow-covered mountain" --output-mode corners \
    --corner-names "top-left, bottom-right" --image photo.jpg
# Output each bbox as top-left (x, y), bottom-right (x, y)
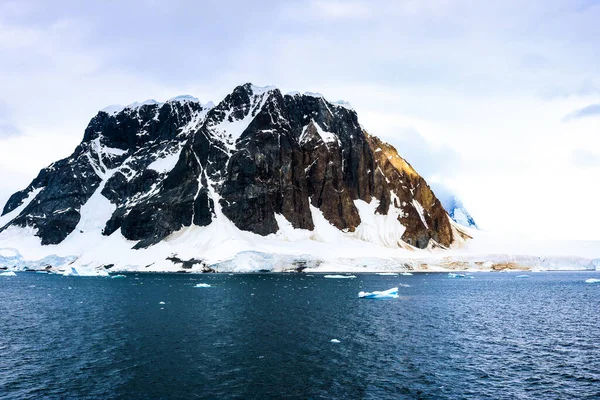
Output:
top-left (0, 83), bottom-right (473, 273)
top-left (429, 183), bottom-right (478, 229)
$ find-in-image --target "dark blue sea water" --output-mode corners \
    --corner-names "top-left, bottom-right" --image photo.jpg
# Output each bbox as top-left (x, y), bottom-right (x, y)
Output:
top-left (1, 271), bottom-right (599, 399)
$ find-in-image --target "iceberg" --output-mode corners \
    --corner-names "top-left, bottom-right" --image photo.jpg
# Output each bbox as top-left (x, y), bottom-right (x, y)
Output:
top-left (330, 339), bottom-right (341, 343)
top-left (62, 267), bottom-right (109, 277)
top-left (585, 278), bottom-right (600, 284)
top-left (0, 271), bottom-right (16, 276)
top-left (194, 283), bottom-right (212, 288)
top-left (377, 272), bottom-right (398, 276)
top-left (516, 275), bottom-right (530, 278)
top-left (401, 272), bottom-right (413, 276)
top-left (359, 287), bottom-right (399, 299)
top-left (324, 275), bottom-right (356, 279)
top-left (448, 273), bottom-right (474, 279)
top-left (111, 274), bottom-right (127, 279)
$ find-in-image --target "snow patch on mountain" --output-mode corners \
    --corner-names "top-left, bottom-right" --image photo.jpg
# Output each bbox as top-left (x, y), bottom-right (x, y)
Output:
top-left (168, 95), bottom-right (200, 103)
top-left (249, 84), bottom-right (277, 95)
top-left (313, 120), bottom-right (339, 145)
top-left (101, 104), bottom-right (125, 115)
top-left (205, 87), bottom-right (273, 150)
top-left (352, 197), bottom-right (408, 248)
top-left (101, 95), bottom-right (209, 117)
top-left (299, 120), bottom-right (339, 145)
top-left (0, 187), bottom-right (43, 228)
top-left (148, 148), bottom-right (183, 174)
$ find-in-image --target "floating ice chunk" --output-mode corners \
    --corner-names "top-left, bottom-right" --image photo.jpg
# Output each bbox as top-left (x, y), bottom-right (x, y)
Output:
top-left (359, 287), bottom-right (399, 299)
top-left (585, 278), bottom-right (600, 284)
top-left (516, 275), bottom-right (530, 279)
top-left (324, 275), bottom-right (356, 279)
top-left (111, 275), bottom-right (127, 279)
top-left (377, 272), bottom-right (398, 276)
top-left (401, 272), bottom-right (413, 276)
top-left (62, 267), bottom-right (109, 277)
top-left (330, 339), bottom-right (341, 343)
top-left (447, 273), bottom-right (472, 279)
top-left (0, 271), bottom-right (16, 276)
top-left (159, 301), bottom-right (166, 304)
top-left (194, 283), bottom-right (212, 288)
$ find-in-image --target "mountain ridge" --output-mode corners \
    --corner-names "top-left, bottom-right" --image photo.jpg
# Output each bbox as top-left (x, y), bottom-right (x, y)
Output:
top-left (0, 83), bottom-right (470, 271)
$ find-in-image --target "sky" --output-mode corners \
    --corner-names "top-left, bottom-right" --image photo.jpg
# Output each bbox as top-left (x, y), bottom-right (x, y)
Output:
top-left (0, 0), bottom-right (599, 240)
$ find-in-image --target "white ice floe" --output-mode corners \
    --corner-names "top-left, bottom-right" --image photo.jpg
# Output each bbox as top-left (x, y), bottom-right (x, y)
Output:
top-left (0, 271), bottom-right (16, 276)
top-left (324, 275), bottom-right (356, 279)
top-left (111, 274), bottom-right (126, 279)
top-left (516, 275), bottom-right (530, 278)
top-left (330, 339), bottom-right (341, 343)
top-left (159, 301), bottom-right (166, 304)
top-left (377, 272), bottom-right (398, 276)
top-left (585, 278), bottom-right (600, 284)
top-left (448, 272), bottom-right (473, 279)
top-left (359, 287), bottom-right (399, 299)
top-left (401, 272), bottom-right (413, 276)
top-left (62, 267), bottom-right (109, 277)
top-left (194, 283), bottom-right (212, 288)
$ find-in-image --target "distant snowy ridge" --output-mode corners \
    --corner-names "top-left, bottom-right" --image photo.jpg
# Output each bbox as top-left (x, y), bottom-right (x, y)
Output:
top-left (101, 94), bottom-right (208, 116)
top-left (430, 182), bottom-right (478, 229)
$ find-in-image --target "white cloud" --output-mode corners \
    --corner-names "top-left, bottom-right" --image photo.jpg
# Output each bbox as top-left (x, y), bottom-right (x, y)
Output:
top-left (310, 0), bottom-right (373, 19)
top-left (563, 103), bottom-right (600, 121)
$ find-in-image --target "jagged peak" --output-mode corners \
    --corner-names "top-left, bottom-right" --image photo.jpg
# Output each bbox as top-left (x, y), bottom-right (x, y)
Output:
top-left (286, 91), bottom-right (354, 111)
top-left (236, 83), bottom-right (279, 97)
top-left (100, 95), bottom-right (211, 116)
top-left (303, 91), bottom-right (325, 98)
top-left (100, 85), bottom-right (353, 119)
top-left (127, 99), bottom-right (161, 108)
top-left (101, 104), bottom-right (126, 115)
top-left (332, 100), bottom-right (354, 110)
top-left (167, 94), bottom-right (200, 103)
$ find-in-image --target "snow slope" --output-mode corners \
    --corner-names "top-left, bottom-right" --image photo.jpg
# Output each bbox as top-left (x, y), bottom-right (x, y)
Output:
top-left (0, 204), bottom-right (598, 274)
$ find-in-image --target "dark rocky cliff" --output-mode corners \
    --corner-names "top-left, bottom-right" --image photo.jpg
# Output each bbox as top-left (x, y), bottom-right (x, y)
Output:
top-left (1, 84), bottom-right (457, 250)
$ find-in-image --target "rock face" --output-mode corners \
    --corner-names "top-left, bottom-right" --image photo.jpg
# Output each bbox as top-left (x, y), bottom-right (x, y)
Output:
top-left (1, 84), bottom-right (458, 250)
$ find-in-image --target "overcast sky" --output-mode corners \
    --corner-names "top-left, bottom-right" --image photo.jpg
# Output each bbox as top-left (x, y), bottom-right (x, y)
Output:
top-left (1, 0), bottom-right (599, 240)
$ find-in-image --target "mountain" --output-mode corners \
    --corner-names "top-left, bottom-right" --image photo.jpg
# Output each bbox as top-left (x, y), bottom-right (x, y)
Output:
top-left (0, 83), bottom-right (468, 272)
top-left (429, 183), bottom-right (478, 229)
